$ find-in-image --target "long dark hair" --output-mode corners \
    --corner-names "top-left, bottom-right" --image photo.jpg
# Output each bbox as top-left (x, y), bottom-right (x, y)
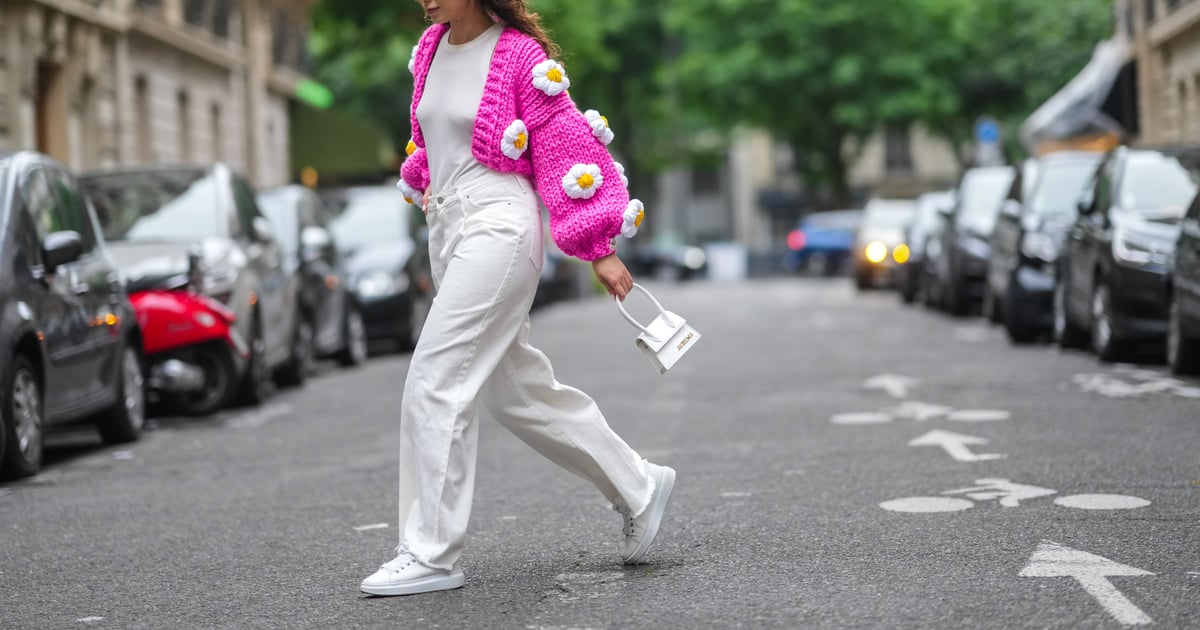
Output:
top-left (481, 0), bottom-right (561, 58)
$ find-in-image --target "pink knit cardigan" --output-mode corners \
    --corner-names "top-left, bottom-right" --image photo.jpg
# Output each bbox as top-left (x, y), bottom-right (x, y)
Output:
top-left (400, 24), bottom-right (628, 261)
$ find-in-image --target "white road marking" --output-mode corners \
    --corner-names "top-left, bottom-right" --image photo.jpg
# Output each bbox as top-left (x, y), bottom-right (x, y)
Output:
top-left (501, 515), bottom-right (518, 521)
top-left (879, 497), bottom-right (974, 513)
top-left (225, 403), bottom-right (293, 429)
top-left (953, 326), bottom-right (992, 344)
top-left (831, 411), bottom-right (892, 425)
top-left (1054, 494), bottom-right (1150, 510)
top-left (908, 430), bottom-right (1006, 463)
top-left (863, 374), bottom-right (919, 399)
top-left (946, 409), bottom-right (1011, 422)
top-left (942, 479), bottom-right (1055, 507)
top-left (1020, 541), bottom-right (1154, 626)
top-left (76, 618), bottom-right (104, 624)
top-left (113, 450), bottom-right (135, 460)
top-left (888, 401), bottom-right (953, 421)
top-left (1187, 572), bottom-right (1200, 577)
top-left (352, 523), bottom-right (388, 531)
top-left (783, 469), bottom-right (805, 476)
top-left (1073, 372), bottom-right (1200, 399)
top-left (721, 492), bottom-right (752, 498)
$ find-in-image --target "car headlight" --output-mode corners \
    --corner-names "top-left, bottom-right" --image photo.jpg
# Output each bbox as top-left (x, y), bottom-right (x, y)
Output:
top-left (864, 241), bottom-right (888, 264)
top-left (1113, 230), bottom-right (1170, 267)
top-left (959, 236), bottom-right (991, 260)
top-left (357, 270), bottom-right (409, 299)
top-left (200, 266), bottom-right (238, 303)
top-left (1020, 232), bottom-right (1059, 263)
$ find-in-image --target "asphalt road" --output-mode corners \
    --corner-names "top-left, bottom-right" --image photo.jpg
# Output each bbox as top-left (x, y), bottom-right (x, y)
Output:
top-left (2, 278), bottom-right (1197, 629)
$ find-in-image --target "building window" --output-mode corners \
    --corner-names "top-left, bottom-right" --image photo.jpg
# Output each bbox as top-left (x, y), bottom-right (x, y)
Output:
top-left (1123, 1), bottom-right (1135, 37)
top-left (884, 124), bottom-right (913, 174)
top-left (136, 0), bottom-right (163, 15)
top-left (178, 90), bottom-right (191, 162)
top-left (212, 0), bottom-right (232, 39)
top-left (1165, 0), bottom-right (1185, 11)
top-left (135, 76), bottom-right (152, 163)
top-left (1145, 0), bottom-right (1157, 24)
top-left (210, 103), bottom-right (223, 162)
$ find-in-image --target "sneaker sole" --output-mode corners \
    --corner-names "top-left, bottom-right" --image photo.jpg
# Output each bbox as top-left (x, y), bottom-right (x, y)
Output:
top-left (360, 568), bottom-right (465, 596)
top-left (623, 466), bottom-right (676, 564)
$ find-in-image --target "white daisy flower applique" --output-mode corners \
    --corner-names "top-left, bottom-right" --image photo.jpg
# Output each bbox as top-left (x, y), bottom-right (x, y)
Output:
top-left (501, 120), bottom-right (529, 160)
top-left (614, 161), bottom-right (629, 187)
top-left (562, 164), bottom-right (603, 200)
top-left (408, 43), bottom-right (419, 75)
top-left (584, 110), bottom-right (614, 145)
top-left (622, 199), bottom-right (645, 238)
top-left (396, 179), bottom-right (421, 206)
top-left (532, 60), bottom-right (570, 97)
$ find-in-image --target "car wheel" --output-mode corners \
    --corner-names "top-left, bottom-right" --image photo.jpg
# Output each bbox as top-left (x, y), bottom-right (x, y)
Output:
top-left (1003, 289), bottom-right (1037, 344)
top-left (1091, 282), bottom-right (1125, 362)
top-left (96, 343), bottom-right (146, 444)
top-left (1053, 279), bottom-right (1087, 349)
top-left (946, 277), bottom-right (969, 316)
top-left (237, 320), bottom-right (271, 406)
top-left (275, 316), bottom-right (314, 388)
top-left (1167, 296), bottom-right (1200, 375)
top-left (2, 354), bottom-right (44, 479)
top-left (336, 307), bottom-right (369, 367)
top-left (167, 344), bottom-right (238, 417)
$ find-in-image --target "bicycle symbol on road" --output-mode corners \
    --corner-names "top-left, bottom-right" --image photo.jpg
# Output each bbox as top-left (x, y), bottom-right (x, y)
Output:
top-left (880, 478), bottom-right (1151, 513)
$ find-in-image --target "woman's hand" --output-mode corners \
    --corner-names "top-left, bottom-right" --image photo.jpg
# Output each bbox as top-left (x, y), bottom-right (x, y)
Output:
top-left (421, 187), bottom-right (431, 213)
top-left (592, 253), bottom-right (634, 301)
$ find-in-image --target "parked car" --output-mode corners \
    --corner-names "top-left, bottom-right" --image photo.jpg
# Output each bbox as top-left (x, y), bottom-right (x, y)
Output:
top-left (987, 151), bottom-right (1104, 342)
top-left (852, 198), bottom-right (916, 289)
top-left (1168, 188), bottom-right (1200, 374)
top-left (784, 209), bottom-right (861, 276)
top-left (935, 166), bottom-right (1016, 314)
top-left (628, 232), bottom-right (708, 282)
top-left (1055, 148), bottom-right (1198, 361)
top-left (82, 164), bottom-right (294, 408)
top-left (0, 151), bottom-right (145, 479)
top-left (898, 191), bottom-right (954, 304)
top-left (257, 186), bottom-right (368, 375)
top-left (322, 186), bottom-right (433, 351)
top-left (534, 215), bottom-right (589, 308)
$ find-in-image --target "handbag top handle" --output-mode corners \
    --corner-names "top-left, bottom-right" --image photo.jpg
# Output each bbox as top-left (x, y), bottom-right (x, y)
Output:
top-left (615, 283), bottom-right (679, 341)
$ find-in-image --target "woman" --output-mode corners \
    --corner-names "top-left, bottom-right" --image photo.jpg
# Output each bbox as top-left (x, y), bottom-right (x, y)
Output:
top-left (360, 0), bottom-right (676, 596)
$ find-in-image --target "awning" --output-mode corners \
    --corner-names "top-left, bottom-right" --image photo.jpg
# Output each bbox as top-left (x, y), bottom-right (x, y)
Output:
top-left (289, 103), bottom-right (396, 184)
top-left (1019, 38), bottom-right (1137, 154)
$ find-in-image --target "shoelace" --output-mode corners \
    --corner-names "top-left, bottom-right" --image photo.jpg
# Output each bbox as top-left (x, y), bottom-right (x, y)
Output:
top-left (380, 544), bottom-right (418, 571)
top-left (613, 504), bottom-right (635, 538)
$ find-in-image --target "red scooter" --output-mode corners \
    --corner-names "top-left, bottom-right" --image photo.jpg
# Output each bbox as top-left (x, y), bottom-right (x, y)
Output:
top-left (131, 270), bottom-right (249, 416)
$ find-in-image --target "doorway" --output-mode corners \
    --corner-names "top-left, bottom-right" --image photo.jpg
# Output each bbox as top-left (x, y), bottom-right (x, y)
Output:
top-left (34, 61), bottom-right (69, 163)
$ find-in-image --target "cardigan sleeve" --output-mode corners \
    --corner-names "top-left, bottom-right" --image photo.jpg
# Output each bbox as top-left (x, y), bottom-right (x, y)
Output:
top-left (517, 48), bottom-right (629, 262)
top-left (399, 147), bottom-right (430, 195)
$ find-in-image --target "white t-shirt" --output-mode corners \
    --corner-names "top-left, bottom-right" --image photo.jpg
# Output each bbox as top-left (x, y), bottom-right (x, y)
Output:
top-left (416, 24), bottom-right (505, 194)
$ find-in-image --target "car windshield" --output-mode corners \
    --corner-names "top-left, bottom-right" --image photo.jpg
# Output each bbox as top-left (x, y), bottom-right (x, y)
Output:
top-left (958, 169), bottom-right (1014, 234)
top-left (1029, 159), bottom-right (1101, 217)
top-left (804, 211), bottom-right (859, 231)
top-left (256, 191), bottom-right (300, 256)
top-left (1120, 154), bottom-right (1198, 218)
top-left (915, 193), bottom-right (951, 231)
top-left (862, 201), bottom-right (915, 229)
top-left (84, 170), bottom-right (224, 242)
top-left (327, 189), bottom-right (410, 252)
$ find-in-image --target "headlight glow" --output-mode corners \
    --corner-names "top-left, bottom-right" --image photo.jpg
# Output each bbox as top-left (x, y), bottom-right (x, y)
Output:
top-left (1020, 232), bottom-right (1059, 263)
top-left (1113, 230), bottom-right (1170, 267)
top-left (892, 244), bottom-right (911, 264)
top-left (357, 271), bottom-right (409, 299)
top-left (865, 241), bottom-right (888, 264)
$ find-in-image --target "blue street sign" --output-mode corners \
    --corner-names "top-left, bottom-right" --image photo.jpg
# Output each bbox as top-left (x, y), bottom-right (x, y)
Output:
top-left (976, 118), bottom-right (1000, 145)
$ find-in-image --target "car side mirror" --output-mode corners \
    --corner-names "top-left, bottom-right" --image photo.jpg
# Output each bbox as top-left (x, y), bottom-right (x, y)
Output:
top-left (1077, 191), bottom-right (1096, 215)
top-left (43, 230), bottom-right (84, 272)
top-left (301, 226), bottom-right (332, 250)
top-left (937, 203), bottom-right (954, 218)
top-left (1000, 199), bottom-right (1021, 220)
top-left (253, 216), bottom-right (276, 243)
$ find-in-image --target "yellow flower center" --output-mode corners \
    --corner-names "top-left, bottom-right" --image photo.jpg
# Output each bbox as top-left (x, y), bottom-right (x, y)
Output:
top-left (405, 140), bottom-right (417, 156)
top-left (546, 67), bottom-right (563, 83)
top-left (634, 209), bottom-right (644, 227)
top-left (514, 133), bottom-right (527, 150)
top-left (600, 115), bottom-right (609, 128)
top-left (577, 173), bottom-right (594, 189)
top-left (403, 196), bottom-right (414, 204)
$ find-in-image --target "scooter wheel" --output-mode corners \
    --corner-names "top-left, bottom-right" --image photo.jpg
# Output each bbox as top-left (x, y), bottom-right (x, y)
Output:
top-left (166, 344), bottom-right (237, 417)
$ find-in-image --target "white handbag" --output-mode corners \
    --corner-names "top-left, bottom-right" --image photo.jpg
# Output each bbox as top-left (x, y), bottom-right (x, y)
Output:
top-left (615, 283), bottom-right (702, 375)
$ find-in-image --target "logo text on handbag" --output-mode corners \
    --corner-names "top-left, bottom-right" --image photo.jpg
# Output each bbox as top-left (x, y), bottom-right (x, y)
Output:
top-left (676, 332), bottom-right (695, 351)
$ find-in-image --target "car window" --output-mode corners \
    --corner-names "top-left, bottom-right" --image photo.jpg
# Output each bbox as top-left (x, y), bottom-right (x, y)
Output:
top-left (1029, 160), bottom-right (1102, 217)
top-left (1095, 160), bottom-right (1113, 211)
top-left (46, 167), bottom-right (97, 252)
top-left (256, 190), bottom-right (300, 255)
top-left (958, 169), bottom-right (1015, 234)
top-left (327, 189), bottom-right (411, 252)
top-left (1187, 190), bottom-right (1200, 221)
top-left (232, 177), bottom-right (261, 238)
top-left (85, 170), bottom-right (225, 242)
top-left (1119, 153), bottom-right (1198, 218)
top-left (804, 211), bottom-right (859, 231)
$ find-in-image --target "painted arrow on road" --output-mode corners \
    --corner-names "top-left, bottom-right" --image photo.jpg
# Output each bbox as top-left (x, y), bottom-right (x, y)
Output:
top-left (863, 374), bottom-right (919, 399)
top-left (907, 430), bottom-right (1006, 462)
top-left (1020, 541), bottom-right (1154, 626)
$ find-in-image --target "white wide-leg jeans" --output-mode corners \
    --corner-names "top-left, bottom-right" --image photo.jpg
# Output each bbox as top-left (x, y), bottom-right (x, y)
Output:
top-left (397, 173), bottom-right (654, 570)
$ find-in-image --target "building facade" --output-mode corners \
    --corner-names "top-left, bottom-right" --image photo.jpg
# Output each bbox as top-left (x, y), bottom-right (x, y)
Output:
top-left (0, 0), bottom-right (314, 187)
top-left (1119, 0), bottom-right (1200, 148)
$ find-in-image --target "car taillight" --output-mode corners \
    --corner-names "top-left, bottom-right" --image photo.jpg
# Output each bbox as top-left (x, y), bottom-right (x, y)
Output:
top-left (787, 230), bottom-right (807, 251)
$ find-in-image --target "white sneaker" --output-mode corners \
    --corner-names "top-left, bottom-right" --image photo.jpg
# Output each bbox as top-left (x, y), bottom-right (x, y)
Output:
top-left (616, 463), bottom-right (676, 564)
top-left (360, 545), bottom-right (465, 596)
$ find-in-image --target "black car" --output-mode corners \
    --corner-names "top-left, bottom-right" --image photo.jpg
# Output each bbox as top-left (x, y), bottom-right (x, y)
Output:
top-left (323, 186), bottom-right (433, 351)
top-left (935, 166), bottom-right (1016, 314)
top-left (898, 191), bottom-right (953, 304)
top-left (1167, 187), bottom-right (1200, 374)
top-left (987, 151), bottom-right (1104, 342)
top-left (257, 186), bottom-right (368, 374)
top-left (83, 164), bottom-right (295, 406)
top-left (0, 151), bottom-right (146, 479)
top-left (1055, 148), bottom-right (1198, 361)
